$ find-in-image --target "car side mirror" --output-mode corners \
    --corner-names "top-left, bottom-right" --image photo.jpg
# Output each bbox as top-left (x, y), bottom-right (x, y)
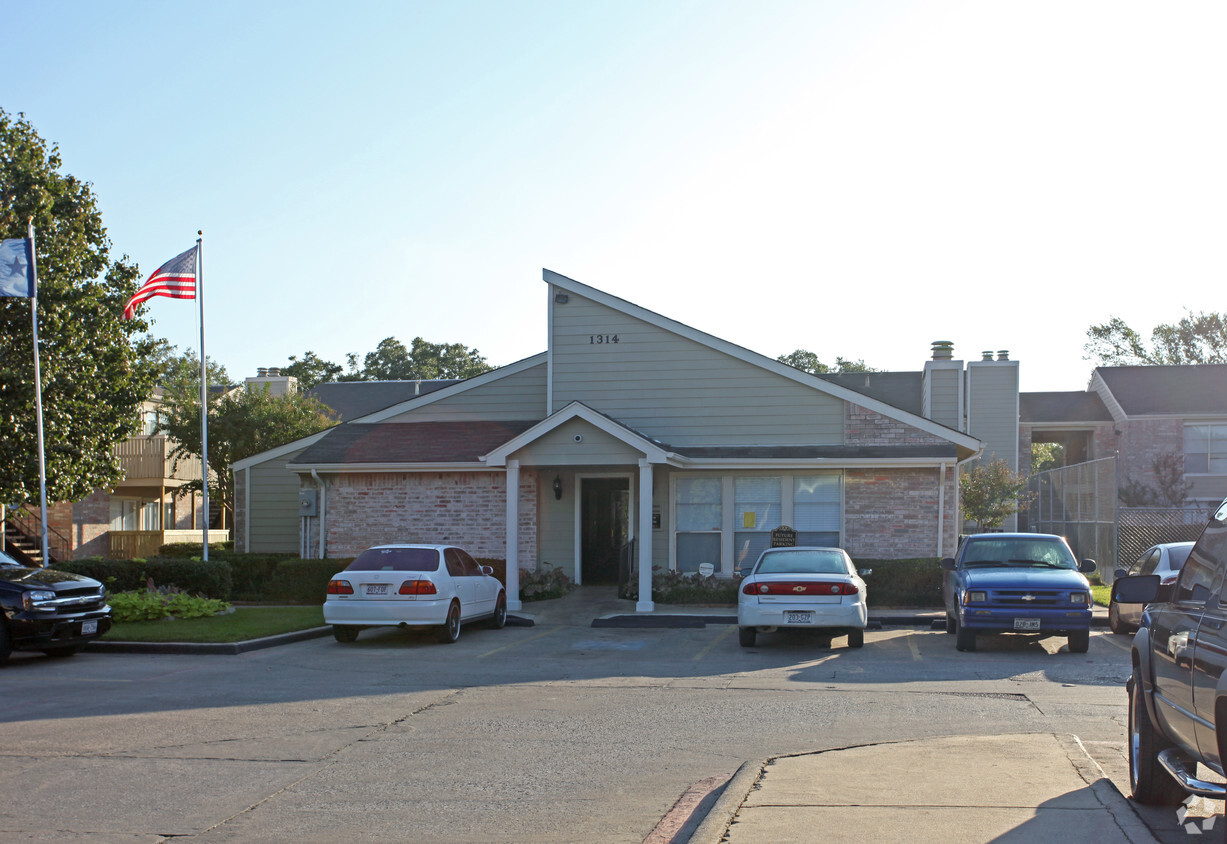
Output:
top-left (480, 565), bottom-right (494, 576)
top-left (940, 557), bottom-right (957, 571)
top-left (1113, 568), bottom-right (1128, 580)
top-left (858, 568), bottom-right (873, 577)
top-left (1079, 559), bottom-right (1097, 574)
top-left (1112, 574), bottom-right (1161, 604)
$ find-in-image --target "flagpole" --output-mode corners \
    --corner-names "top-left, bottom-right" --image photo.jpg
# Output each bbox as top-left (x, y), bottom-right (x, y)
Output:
top-left (197, 232), bottom-right (209, 562)
top-left (27, 221), bottom-right (49, 566)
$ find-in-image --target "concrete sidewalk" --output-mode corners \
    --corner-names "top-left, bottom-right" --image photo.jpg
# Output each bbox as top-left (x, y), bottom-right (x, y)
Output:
top-left (691, 733), bottom-right (1157, 844)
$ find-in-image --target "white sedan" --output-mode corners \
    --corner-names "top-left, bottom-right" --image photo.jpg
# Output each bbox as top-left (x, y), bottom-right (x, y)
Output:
top-left (737, 547), bottom-right (869, 648)
top-left (324, 544), bottom-right (506, 644)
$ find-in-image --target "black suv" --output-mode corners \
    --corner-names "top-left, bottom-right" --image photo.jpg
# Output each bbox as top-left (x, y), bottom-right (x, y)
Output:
top-left (0, 549), bottom-right (112, 665)
top-left (1115, 498), bottom-right (1227, 828)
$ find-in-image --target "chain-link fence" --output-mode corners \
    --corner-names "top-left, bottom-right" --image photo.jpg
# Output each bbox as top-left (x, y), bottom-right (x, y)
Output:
top-left (1116, 506), bottom-right (1209, 571)
top-left (1027, 457), bottom-right (1117, 579)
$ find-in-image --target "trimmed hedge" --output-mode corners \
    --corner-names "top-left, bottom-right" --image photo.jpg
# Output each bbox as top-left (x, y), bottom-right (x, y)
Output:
top-left (854, 558), bottom-right (943, 607)
top-left (158, 541), bottom-right (234, 558)
top-left (58, 557), bottom-right (232, 599)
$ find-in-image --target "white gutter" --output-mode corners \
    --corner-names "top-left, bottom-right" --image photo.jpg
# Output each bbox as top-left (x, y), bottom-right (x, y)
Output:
top-left (938, 461), bottom-right (947, 557)
top-left (311, 469), bottom-right (327, 559)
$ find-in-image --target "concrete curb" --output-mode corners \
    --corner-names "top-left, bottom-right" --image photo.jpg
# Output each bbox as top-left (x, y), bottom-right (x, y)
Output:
top-left (86, 625), bottom-right (333, 655)
top-left (688, 759), bottom-right (764, 844)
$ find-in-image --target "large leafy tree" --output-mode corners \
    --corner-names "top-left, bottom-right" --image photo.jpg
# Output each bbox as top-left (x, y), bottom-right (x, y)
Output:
top-left (285, 337), bottom-right (495, 384)
top-left (1085, 311), bottom-right (1227, 366)
top-left (777, 349), bottom-right (877, 374)
top-left (160, 378), bottom-right (337, 520)
top-left (0, 110), bottom-right (157, 507)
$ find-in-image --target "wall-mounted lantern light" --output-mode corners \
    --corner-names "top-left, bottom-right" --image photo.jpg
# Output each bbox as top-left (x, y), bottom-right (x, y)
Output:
top-left (553, 475), bottom-right (563, 500)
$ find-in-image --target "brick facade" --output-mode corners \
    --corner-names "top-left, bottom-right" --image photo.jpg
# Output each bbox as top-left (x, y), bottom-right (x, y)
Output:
top-left (1117, 419), bottom-right (1184, 490)
top-left (844, 467), bottom-right (958, 559)
top-left (312, 470), bottom-right (538, 562)
top-left (72, 491), bottom-right (112, 559)
top-left (846, 404), bottom-right (948, 446)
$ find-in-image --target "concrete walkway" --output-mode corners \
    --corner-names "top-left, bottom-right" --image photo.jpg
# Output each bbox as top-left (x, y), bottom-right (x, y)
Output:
top-left (691, 734), bottom-right (1157, 844)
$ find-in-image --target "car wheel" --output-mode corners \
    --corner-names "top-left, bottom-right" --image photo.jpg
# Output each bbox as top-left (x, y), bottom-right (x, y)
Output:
top-left (1108, 602), bottom-right (1128, 635)
top-left (0, 620), bottom-right (10, 666)
top-left (332, 625), bottom-right (360, 643)
top-left (41, 646), bottom-right (80, 659)
top-left (738, 627), bottom-right (756, 647)
top-left (1068, 629), bottom-right (1090, 654)
top-left (847, 628), bottom-right (865, 649)
top-left (437, 602), bottom-right (461, 644)
top-left (955, 619), bottom-right (976, 652)
top-left (945, 614), bottom-right (956, 634)
top-left (1128, 673), bottom-right (1185, 804)
top-left (488, 592), bottom-right (507, 629)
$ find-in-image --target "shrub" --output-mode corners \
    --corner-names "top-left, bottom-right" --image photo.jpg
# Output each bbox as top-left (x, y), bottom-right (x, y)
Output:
top-left (856, 558), bottom-right (943, 607)
top-left (157, 541), bottom-right (234, 558)
top-left (57, 557), bottom-right (233, 600)
top-left (621, 569), bottom-right (742, 604)
top-left (265, 558), bottom-right (346, 604)
top-left (109, 587), bottom-right (230, 623)
top-left (519, 563), bottom-right (574, 601)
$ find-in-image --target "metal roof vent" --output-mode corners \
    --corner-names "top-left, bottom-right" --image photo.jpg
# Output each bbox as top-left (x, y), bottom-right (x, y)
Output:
top-left (257, 367), bottom-right (268, 377)
top-left (981, 351), bottom-right (994, 361)
top-left (996, 350), bottom-right (1010, 361)
top-left (930, 341), bottom-right (954, 360)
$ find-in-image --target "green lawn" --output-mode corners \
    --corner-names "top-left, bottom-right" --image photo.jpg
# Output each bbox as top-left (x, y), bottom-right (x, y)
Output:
top-left (1092, 583), bottom-right (1111, 607)
top-left (102, 606), bottom-right (325, 643)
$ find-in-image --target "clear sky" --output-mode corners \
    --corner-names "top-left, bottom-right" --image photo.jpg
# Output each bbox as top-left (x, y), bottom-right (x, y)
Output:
top-left (4, 1), bottom-right (1224, 392)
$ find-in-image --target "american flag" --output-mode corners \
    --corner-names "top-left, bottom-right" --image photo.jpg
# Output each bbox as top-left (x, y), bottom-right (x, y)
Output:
top-left (123, 245), bottom-right (198, 319)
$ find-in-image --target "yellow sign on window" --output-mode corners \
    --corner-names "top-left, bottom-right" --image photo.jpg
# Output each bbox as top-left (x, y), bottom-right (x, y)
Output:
top-left (743, 512), bottom-right (756, 528)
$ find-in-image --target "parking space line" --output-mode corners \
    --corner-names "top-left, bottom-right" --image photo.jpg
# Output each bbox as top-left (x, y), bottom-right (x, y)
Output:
top-left (693, 624), bottom-right (735, 661)
top-left (476, 626), bottom-right (563, 659)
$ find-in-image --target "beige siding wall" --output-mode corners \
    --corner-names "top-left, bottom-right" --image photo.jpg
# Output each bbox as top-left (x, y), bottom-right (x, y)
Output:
top-left (550, 291), bottom-right (844, 445)
top-left (536, 469), bottom-right (575, 576)
top-left (923, 364), bottom-right (962, 430)
top-left (966, 361), bottom-right (1019, 468)
top-left (247, 450), bottom-right (308, 554)
top-left (514, 419), bottom-right (643, 466)
top-left (382, 362), bottom-right (548, 423)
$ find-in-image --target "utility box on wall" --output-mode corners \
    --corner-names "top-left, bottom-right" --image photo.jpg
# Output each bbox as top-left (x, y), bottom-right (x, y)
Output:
top-left (298, 489), bottom-right (318, 517)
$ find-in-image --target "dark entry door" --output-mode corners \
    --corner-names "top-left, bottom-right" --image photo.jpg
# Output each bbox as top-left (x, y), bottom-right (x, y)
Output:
top-left (581, 478), bottom-right (629, 584)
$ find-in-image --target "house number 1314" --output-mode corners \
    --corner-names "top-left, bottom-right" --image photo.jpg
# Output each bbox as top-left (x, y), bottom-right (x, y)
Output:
top-left (589, 334), bottom-right (620, 344)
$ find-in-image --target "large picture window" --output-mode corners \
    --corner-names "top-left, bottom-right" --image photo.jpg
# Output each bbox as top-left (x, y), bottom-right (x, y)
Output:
top-left (676, 477), bottom-right (721, 573)
top-left (734, 477), bottom-right (781, 572)
top-left (1186, 424), bottom-right (1227, 474)
top-left (794, 475), bottom-right (841, 546)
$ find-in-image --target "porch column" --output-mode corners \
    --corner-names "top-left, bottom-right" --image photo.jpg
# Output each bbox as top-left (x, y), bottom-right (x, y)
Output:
top-left (506, 459), bottom-right (522, 611)
top-left (637, 458), bottom-right (654, 613)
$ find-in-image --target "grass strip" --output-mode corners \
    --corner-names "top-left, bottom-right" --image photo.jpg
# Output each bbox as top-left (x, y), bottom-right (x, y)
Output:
top-left (1091, 583), bottom-right (1111, 607)
top-left (103, 606), bottom-right (325, 643)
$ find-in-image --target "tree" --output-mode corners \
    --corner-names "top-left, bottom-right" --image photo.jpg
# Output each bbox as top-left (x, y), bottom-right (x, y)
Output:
top-left (1031, 442), bottom-right (1065, 474)
top-left (283, 350), bottom-right (342, 390)
top-left (960, 459), bottom-right (1036, 530)
top-left (1084, 311), bottom-right (1227, 366)
top-left (360, 336), bottom-right (494, 380)
top-left (0, 110), bottom-right (158, 507)
top-left (160, 381), bottom-right (337, 521)
top-left (777, 349), bottom-right (877, 374)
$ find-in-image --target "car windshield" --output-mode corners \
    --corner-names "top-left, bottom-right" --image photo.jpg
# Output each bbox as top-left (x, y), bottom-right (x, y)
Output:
top-left (755, 549), bottom-right (848, 575)
top-left (346, 547), bottom-right (440, 572)
top-left (1168, 545), bottom-right (1194, 570)
top-left (962, 538), bottom-right (1077, 569)
top-left (0, 549), bottom-right (21, 567)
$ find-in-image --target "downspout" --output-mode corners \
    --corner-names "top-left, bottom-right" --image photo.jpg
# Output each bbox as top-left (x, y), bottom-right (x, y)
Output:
top-left (311, 469), bottom-right (327, 559)
top-left (937, 462), bottom-right (947, 557)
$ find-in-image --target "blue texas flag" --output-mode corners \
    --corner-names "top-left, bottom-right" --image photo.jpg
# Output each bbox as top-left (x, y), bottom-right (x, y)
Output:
top-left (0, 237), bottom-right (34, 298)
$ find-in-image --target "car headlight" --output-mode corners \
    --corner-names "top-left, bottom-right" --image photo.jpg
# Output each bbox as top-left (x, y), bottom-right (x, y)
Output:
top-left (22, 590), bottom-right (56, 611)
top-left (963, 590), bottom-right (987, 604)
top-left (1069, 593), bottom-right (1088, 605)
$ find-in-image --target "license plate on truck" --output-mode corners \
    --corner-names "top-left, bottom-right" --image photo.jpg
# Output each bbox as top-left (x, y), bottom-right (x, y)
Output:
top-left (785, 611), bottom-right (814, 624)
top-left (1013, 618), bottom-right (1041, 631)
top-left (81, 619), bottom-right (98, 635)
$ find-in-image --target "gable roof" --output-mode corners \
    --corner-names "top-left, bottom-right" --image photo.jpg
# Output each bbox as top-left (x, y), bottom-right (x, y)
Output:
top-left (307, 380), bottom-right (462, 422)
top-left (814, 371), bottom-right (924, 416)
top-left (1092, 365), bottom-right (1227, 417)
top-left (288, 420), bottom-right (537, 469)
top-left (544, 270), bottom-right (980, 456)
top-left (483, 401), bottom-right (673, 465)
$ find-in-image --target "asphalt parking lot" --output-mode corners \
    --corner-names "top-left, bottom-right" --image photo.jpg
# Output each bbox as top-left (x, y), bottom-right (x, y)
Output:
top-left (0, 594), bottom-right (1212, 843)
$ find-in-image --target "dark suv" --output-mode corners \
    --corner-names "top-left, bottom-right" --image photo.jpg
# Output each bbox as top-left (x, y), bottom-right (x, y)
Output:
top-left (0, 549), bottom-right (112, 665)
top-left (1115, 498), bottom-right (1227, 823)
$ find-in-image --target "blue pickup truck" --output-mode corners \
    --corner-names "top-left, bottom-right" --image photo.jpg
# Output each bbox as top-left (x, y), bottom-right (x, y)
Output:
top-left (941, 532), bottom-right (1097, 653)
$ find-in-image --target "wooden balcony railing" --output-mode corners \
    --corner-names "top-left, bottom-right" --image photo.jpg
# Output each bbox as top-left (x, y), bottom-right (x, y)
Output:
top-left (109, 530), bottom-right (231, 560)
top-left (113, 437), bottom-right (201, 483)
